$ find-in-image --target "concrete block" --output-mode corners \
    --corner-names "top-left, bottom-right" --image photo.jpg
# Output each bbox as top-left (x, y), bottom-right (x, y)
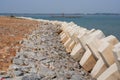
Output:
top-left (85, 35), bottom-right (119, 60)
top-left (97, 63), bottom-right (120, 80)
top-left (70, 43), bottom-right (85, 61)
top-left (68, 40), bottom-right (76, 52)
top-left (89, 30), bottom-right (105, 39)
top-left (64, 37), bottom-right (72, 50)
top-left (101, 35), bottom-right (119, 45)
top-left (80, 49), bottom-right (96, 71)
top-left (98, 42), bottom-right (115, 66)
top-left (61, 33), bottom-right (69, 44)
top-left (86, 29), bottom-right (96, 34)
top-left (79, 30), bottom-right (105, 50)
top-left (60, 32), bottom-right (65, 39)
top-left (86, 39), bottom-right (101, 59)
top-left (91, 58), bottom-right (107, 78)
top-left (113, 43), bottom-right (120, 72)
top-left (64, 38), bottom-right (72, 52)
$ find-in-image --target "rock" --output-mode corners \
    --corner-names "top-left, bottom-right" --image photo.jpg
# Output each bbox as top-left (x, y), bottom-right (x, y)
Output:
top-left (23, 60), bottom-right (29, 66)
top-left (81, 71), bottom-right (86, 76)
top-left (70, 74), bottom-right (82, 80)
top-left (13, 58), bottom-right (24, 65)
top-left (9, 64), bottom-right (21, 70)
top-left (45, 71), bottom-right (56, 79)
top-left (1, 75), bottom-right (11, 80)
top-left (22, 74), bottom-right (44, 80)
top-left (22, 52), bottom-right (35, 59)
top-left (14, 71), bottom-right (24, 76)
top-left (38, 56), bottom-right (47, 61)
top-left (73, 62), bottom-right (81, 69)
top-left (65, 73), bottom-right (72, 79)
top-left (29, 68), bottom-right (37, 74)
top-left (56, 71), bottom-right (65, 79)
top-left (21, 66), bottom-right (31, 73)
top-left (0, 71), bottom-right (6, 75)
top-left (0, 71), bottom-right (10, 79)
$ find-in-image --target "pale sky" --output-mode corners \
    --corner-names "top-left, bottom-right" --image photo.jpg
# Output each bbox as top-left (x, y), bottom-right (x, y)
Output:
top-left (0, 0), bottom-right (120, 13)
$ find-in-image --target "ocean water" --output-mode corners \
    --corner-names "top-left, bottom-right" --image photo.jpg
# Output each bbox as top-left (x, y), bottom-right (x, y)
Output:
top-left (0, 14), bottom-right (120, 40)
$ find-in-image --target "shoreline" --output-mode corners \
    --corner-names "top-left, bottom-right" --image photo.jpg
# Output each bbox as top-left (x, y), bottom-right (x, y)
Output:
top-left (0, 16), bottom-right (120, 80)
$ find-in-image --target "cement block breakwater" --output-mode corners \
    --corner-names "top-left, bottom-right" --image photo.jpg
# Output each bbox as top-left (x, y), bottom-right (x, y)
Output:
top-left (50, 19), bottom-right (120, 80)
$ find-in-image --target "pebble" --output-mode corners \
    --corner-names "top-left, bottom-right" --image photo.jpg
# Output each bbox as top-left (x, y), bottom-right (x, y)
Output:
top-left (65, 73), bottom-right (72, 79)
top-left (13, 58), bottom-right (24, 65)
top-left (22, 74), bottom-right (44, 80)
top-left (70, 74), bottom-right (83, 80)
top-left (14, 71), bottom-right (24, 76)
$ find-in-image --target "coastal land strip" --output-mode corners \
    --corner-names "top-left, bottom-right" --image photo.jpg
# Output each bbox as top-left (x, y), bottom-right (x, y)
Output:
top-left (0, 16), bottom-right (93, 80)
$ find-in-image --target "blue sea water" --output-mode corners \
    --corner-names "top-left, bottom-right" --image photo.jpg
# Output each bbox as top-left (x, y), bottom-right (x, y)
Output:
top-left (0, 14), bottom-right (120, 40)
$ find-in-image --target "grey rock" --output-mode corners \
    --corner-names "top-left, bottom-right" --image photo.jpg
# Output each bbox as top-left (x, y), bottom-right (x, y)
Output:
top-left (29, 68), bottom-right (37, 73)
top-left (70, 74), bottom-right (82, 80)
top-left (0, 73), bottom-right (11, 79)
top-left (9, 64), bottom-right (21, 70)
top-left (21, 66), bottom-right (31, 73)
top-left (22, 74), bottom-right (44, 80)
top-left (65, 73), bottom-right (72, 79)
top-left (38, 56), bottom-right (47, 61)
top-left (23, 60), bottom-right (29, 66)
top-left (0, 71), bottom-right (6, 75)
top-left (56, 71), bottom-right (65, 79)
top-left (13, 58), bottom-right (24, 65)
top-left (14, 71), bottom-right (24, 76)
top-left (41, 59), bottom-right (52, 64)
top-left (45, 71), bottom-right (56, 79)
top-left (23, 52), bottom-right (35, 59)
top-left (81, 71), bottom-right (86, 76)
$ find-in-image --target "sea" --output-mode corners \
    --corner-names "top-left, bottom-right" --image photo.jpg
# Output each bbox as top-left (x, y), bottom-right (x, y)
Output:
top-left (0, 14), bottom-right (120, 40)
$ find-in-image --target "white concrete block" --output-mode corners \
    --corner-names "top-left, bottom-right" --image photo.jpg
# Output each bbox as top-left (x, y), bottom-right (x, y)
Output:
top-left (98, 42), bottom-right (115, 66)
top-left (91, 58), bottom-right (107, 78)
top-left (68, 40), bottom-right (76, 52)
top-left (97, 63), bottom-right (120, 80)
top-left (101, 35), bottom-right (119, 45)
top-left (70, 43), bottom-right (85, 61)
top-left (80, 49), bottom-right (96, 71)
top-left (113, 43), bottom-right (120, 72)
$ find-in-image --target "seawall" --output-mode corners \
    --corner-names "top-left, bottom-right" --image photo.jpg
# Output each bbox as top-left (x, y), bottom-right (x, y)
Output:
top-left (19, 17), bottom-right (120, 80)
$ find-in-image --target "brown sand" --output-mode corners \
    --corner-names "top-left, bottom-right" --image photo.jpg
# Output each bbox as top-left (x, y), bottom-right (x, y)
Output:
top-left (0, 16), bottom-right (39, 71)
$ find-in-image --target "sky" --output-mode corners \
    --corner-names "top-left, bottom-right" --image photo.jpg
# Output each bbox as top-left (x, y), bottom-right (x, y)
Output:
top-left (0, 0), bottom-right (120, 13)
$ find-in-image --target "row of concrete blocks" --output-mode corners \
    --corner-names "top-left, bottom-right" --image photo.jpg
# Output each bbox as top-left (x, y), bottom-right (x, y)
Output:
top-left (60, 22), bottom-right (120, 80)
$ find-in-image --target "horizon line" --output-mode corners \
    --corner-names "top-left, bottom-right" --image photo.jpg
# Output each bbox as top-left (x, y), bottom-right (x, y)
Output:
top-left (0, 12), bottom-right (120, 14)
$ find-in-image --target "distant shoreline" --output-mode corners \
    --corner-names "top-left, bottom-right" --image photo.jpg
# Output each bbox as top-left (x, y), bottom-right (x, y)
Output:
top-left (0, 13), bottom-right (120, 16)
top-left (0, 13), bottom-right (120, 19)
